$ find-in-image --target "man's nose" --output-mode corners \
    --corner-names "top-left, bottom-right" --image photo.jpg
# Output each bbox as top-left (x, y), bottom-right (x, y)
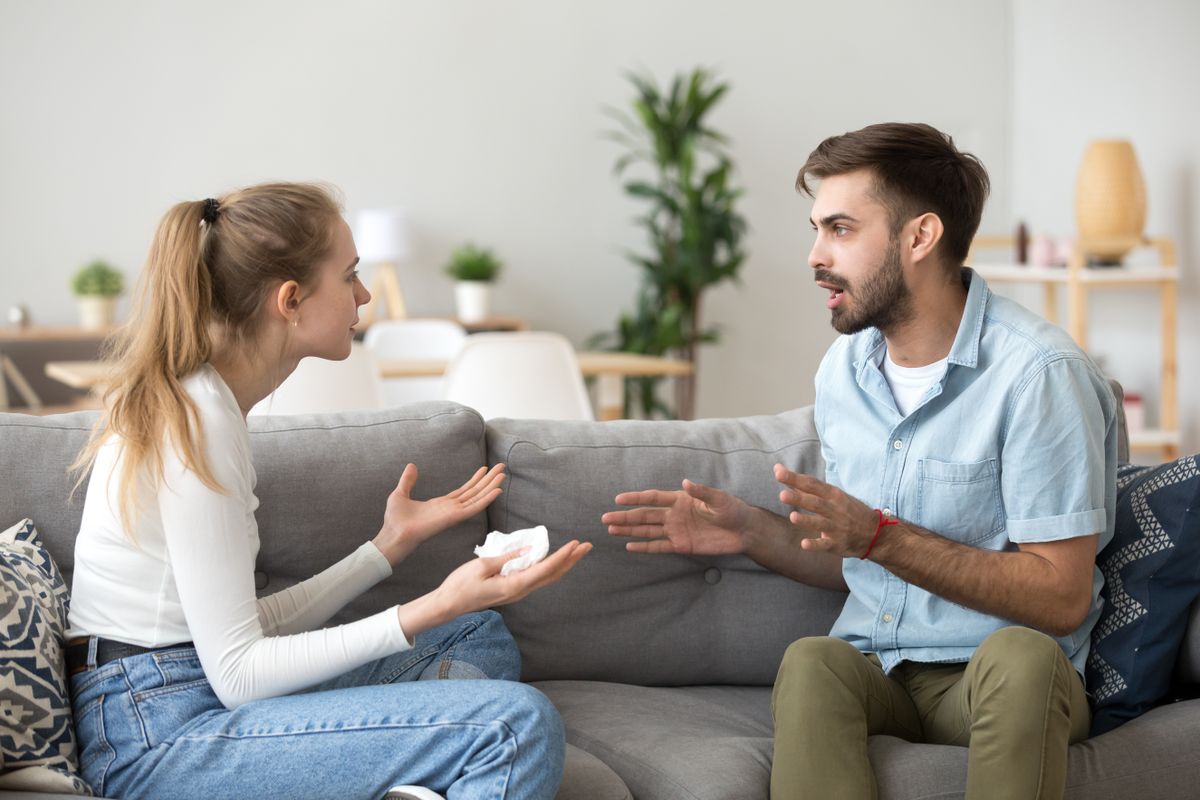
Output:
top-left (808, 234), bottom-right (826, 271)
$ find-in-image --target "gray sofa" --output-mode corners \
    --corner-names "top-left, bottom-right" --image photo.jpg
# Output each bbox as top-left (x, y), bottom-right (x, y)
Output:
top-left (2, 401), bottom-right (1199, 799)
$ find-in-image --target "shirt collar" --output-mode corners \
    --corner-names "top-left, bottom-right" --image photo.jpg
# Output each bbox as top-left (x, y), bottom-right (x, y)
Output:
top-left (946, 267), bottom-right (988, 369)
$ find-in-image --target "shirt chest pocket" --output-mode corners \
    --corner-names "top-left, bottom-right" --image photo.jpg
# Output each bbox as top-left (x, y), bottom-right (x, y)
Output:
top-left (915, 458), bottom-right (1003, 545)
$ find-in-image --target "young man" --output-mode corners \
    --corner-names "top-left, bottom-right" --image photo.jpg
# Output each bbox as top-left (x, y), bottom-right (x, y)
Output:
top-left (603, 122), bottom-right (1118, 800)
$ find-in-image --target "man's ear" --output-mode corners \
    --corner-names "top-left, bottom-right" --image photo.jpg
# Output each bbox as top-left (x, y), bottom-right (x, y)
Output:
top-left (908, 212), bottom-right (945, 265)
top-left (272, 280), bottom-right (303, 325)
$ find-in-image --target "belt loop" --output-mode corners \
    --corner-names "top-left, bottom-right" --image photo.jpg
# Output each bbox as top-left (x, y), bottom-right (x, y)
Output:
top-left (86, 636), bottom-right (98, 671)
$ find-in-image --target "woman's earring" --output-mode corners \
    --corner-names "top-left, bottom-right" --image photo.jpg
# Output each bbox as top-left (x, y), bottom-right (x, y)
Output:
top-left (291, 318), bottom-right (299, 328)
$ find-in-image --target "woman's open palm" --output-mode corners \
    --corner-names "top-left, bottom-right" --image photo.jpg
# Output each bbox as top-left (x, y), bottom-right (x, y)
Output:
top-left (376, 464), bottom-right (506, 564)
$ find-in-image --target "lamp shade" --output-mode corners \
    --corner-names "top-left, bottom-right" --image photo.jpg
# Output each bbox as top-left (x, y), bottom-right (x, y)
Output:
top-left (353, 208), bottom-right (411, 263)
top-left (1075, 140), bottom-right (1146, 263)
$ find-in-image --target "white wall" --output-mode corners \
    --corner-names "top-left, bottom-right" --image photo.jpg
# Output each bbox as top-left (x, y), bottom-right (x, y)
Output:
top-left (1010, 0), bottom-right (1200, 453)
top-left (0, 0), bottom-right (1013, 418)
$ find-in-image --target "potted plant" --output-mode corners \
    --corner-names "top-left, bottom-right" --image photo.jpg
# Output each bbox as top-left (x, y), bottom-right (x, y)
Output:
top-left (592, 68), bottom-right (747, 418)
top-left (444, 243), bottom-right (502, 323)
top-left (71, 260), bottom-right (124, 330)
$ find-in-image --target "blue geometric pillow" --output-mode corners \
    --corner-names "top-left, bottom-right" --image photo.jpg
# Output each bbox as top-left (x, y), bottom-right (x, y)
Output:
top-left (0, 518), bottom-right (90, 794)
top-left (1086, 456), bottom-right (1200, 736)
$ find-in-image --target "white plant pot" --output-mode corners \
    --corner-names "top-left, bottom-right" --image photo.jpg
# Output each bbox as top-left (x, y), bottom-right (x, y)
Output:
top-left (454, 281), bottom-right (491, 324)
top-left (77, 296), bottom-right (116, 331)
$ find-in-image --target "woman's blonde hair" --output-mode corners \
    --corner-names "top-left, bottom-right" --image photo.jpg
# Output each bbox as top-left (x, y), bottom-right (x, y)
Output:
top-left (73, 182), bottom-right (344, 529)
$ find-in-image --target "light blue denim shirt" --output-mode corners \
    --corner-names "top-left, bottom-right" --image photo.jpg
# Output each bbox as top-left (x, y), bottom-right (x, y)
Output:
top-left (817, 268), bottom-right (1118, 675)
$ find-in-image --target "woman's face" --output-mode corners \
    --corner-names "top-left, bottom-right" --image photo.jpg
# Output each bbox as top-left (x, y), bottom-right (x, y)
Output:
top-left (293, 217), bottom-right (371, 361)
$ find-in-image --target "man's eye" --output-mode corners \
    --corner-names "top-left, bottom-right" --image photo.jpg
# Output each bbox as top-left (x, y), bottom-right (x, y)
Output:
top-left (834, 226), bottom-right (849, 237)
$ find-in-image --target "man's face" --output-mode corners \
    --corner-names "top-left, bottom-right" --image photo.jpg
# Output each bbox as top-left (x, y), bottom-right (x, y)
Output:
top-left (807, 170), bottom-right (914, 335)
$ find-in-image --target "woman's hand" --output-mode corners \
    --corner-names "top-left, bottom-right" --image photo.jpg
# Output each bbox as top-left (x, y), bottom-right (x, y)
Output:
top-left (397, 541), bottom-right (593, 641)
top-left (373, 463), bottom-right (506, 566)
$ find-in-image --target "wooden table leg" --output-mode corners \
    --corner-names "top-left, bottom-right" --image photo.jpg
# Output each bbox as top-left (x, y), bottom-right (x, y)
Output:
top-left (596, 373), bottom-right (624, 421)
top-left (1, 355), bottom-right (42, 411)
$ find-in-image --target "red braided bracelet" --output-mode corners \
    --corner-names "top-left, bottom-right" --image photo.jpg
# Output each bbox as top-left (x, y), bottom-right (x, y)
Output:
top-left (861, 508), bottom-right (898, 560)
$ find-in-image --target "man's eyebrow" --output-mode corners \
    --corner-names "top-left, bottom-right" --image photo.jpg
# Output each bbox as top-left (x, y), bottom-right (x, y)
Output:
top-left (809, 213), bottom-right (859, 228)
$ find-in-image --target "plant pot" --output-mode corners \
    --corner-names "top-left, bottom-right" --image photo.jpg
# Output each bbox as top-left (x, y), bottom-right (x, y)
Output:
top-left (77, 296), bottom-right (116, 331)
top-left (454, 281), bottom-right (491, 324)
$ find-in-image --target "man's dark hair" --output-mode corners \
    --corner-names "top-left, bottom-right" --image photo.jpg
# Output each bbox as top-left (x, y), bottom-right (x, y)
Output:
top-left (796, 122), bottom-right (990, 267)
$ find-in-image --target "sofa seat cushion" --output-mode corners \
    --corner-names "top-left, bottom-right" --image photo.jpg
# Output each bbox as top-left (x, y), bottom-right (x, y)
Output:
top-left (489, 410), bottom-right (846, 685)
top-left (556, 744), bottom-right (631, 800)
top-left (536, 681), bottom-right (774, 800)
top-left (539, 681), bottom-right (1200, 800)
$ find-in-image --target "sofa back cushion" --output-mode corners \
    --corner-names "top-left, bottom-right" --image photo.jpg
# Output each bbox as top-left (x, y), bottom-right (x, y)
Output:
top-left (486, 408), bottom-right (848, 686)
top-left (246, 403), bottom-right (492, 620)
top-left (0, 404), bottom-right (491, 624)
top-left (0, 412), bottom-right (96, 576)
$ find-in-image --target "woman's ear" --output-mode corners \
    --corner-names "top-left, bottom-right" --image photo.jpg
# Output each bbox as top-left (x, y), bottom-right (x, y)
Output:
top-left (908, 212), bottom-right (945, 265)
top-left (272, 280), bottom-right (303, 325)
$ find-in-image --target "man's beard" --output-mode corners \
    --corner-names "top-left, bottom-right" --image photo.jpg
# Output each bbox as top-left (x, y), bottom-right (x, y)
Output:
top-left (822, 236), bottom-right (915, 335)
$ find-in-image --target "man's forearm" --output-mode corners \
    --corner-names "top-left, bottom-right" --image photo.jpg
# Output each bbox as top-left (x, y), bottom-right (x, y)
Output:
top-left (869, 522), bottom-right (1090, 637)
top-left (742, 507), bottom-right (848, 592)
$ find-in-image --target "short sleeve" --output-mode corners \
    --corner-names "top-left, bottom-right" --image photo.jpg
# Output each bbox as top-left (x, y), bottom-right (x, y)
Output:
top-left (1001, 357), bottom-right (1116, 543)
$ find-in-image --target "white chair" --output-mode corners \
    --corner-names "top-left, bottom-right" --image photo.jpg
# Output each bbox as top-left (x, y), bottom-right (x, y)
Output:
top-left (250, 343), bottom-right (384, 416)
top-left (441, 332), bottom-right (594, 421)
top-left (363, 319), bottom-right (468, 407)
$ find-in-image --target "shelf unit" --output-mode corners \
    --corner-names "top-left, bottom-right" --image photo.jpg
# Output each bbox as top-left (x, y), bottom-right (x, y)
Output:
top-left (970, 236), bottom-right (1179, 461)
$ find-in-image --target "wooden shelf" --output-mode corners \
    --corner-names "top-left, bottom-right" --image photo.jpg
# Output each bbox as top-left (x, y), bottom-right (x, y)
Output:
top-left (973, 264), bottom-right (1179, 286)
top-left (1129, 429), bottom-right (1182, 450)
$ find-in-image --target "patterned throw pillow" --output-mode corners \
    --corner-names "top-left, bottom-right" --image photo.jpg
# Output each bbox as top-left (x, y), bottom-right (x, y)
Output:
top-left (1086, 456), bottom-right (1200, 736)
top-left (0, 518), bottom-right (90, 794)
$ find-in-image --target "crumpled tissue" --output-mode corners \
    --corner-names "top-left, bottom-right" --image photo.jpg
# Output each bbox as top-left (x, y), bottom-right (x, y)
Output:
top-left (474, 526), bottom-right (550, 576)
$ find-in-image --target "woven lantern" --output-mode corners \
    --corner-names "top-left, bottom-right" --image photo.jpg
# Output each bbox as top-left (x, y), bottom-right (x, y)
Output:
top-left (1074, 139), bottom-right (1146, 264)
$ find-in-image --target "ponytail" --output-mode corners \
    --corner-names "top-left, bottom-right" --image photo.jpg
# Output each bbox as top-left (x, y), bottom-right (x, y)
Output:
top-left (73, 183), bottom-right (342, 531)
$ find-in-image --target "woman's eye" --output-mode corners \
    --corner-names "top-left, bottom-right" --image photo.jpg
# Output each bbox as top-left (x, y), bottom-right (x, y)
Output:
top-left (348, 270), bottom-right (360, 283)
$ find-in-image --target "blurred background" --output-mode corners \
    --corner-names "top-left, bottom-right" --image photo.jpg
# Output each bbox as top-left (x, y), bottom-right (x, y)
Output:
top-left (1, 0), bottom-right (1196, 451)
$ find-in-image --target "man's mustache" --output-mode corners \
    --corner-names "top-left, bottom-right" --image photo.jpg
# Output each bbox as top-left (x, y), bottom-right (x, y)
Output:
top-left (813, 269), bottom-right (849, 291)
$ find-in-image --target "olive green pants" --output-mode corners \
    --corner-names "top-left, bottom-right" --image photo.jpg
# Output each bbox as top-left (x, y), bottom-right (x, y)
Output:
top-left (770, 628), bottom-right (1091, 800)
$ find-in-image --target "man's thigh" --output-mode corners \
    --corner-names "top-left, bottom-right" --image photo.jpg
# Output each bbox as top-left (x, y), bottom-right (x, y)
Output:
top-left (902, 628), bottom-right (1091, 746)
top-left (773, 636), bottom-right (923, 741)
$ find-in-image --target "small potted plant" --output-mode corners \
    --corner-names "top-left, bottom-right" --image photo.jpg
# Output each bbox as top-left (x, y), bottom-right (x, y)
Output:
top-left (443, 243), bottom-right (502, 323)
top-left (71, 260), bottom-right (124, 330)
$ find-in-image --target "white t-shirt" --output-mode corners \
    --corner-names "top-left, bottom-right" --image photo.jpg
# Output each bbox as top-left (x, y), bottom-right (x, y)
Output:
top-left (68, 364), bottom-right (411, 708)
top-left (881, 350), bottom-right (949, 417)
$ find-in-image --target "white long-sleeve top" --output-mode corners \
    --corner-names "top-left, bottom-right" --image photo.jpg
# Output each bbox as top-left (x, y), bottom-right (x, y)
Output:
top-left (68, 364), bottom-right (411, 708)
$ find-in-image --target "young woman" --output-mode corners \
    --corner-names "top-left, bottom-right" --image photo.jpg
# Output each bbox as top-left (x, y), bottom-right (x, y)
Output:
top-left (66, 182), bottom-right (590, 800)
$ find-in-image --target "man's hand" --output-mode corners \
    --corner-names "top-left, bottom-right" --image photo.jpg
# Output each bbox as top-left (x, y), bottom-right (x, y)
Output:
top-left (374, 463), bottom-right (506, 566)
top-left (774, 464), bottom-right (879, 559)
top-left (603, 479), bottom-right (752, 555)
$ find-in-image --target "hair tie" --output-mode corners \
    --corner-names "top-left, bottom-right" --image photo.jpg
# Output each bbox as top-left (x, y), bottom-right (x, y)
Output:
top-left (201, 198), bottom-right (221, 225)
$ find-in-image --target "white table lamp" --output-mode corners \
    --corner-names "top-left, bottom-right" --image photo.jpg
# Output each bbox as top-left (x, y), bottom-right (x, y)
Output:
top-left (353, 207), bottom-right (412, 324)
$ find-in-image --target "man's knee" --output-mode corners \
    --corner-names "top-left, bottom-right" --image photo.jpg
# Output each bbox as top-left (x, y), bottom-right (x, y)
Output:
top-left (777, 636), bottom-right (866, 684)
top-left (974, 626), bottom-right (1063, 676)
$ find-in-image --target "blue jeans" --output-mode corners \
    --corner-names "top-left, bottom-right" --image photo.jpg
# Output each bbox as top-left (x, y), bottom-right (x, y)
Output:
top-left (69, 611), bottom-right (564, 800)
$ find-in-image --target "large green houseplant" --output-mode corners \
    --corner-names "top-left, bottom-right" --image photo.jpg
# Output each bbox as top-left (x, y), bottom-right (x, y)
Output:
top-left (594, 68), bottom-right (747, 418)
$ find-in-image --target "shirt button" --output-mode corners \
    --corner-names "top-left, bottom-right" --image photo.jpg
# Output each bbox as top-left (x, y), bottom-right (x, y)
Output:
top-left (892, 439), bottom-right (903, 450)
top-left (882, 508), bottom-right (893, 517)
top-left (882, 613), bottom-right (893, 623)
